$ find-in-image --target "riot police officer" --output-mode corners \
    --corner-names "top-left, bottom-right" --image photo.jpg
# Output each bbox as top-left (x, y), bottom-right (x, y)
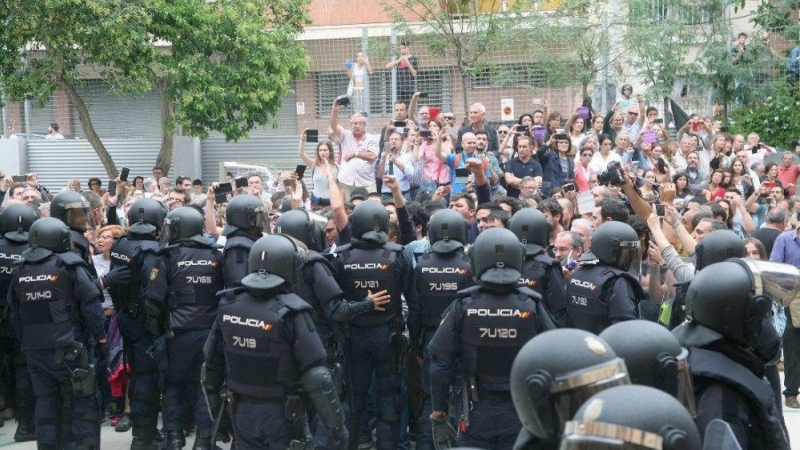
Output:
top-left (107, 198), bottom-right (166, 449)
top-left (673, 260), bottom-right (795, 449)
top-left (428, 228), bottom-right (557, 450)
top-left (8, 217), bottom-right (107, 450)
top-left (0, 204), bottom-right (38, 441)
top-left (143, 207), bottom-right (224, 450)
top-left (565, 221), bottom-right (645, 333)
top-left (332, 200), bottom-right (414, 450)
top-left (560, 385), bottom-right (701, 450)
top-left (220, 194), bottom-right (267, 288)
top-left (510, 328), bottom-right (630, 450)
top-left (661, 229), bottom-right (744, 329)
top-left (599, 320), bottom-right (695, 415)
top-left (407, 208), bottom-right (473, 450)
top-left (50, 191), bottom-right (96, 273)
top-left (277, 209), bottom-right (388, 447)
top-left (508, 208), bottom-right (568, 327)
top-left (203, 234), bottom-right (349, 449)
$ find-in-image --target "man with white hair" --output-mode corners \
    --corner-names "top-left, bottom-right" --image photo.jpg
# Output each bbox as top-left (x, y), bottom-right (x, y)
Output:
top-left (330, 100), bottom-right (379, 200)
top-left (455, 102), bottom-right (499, 154)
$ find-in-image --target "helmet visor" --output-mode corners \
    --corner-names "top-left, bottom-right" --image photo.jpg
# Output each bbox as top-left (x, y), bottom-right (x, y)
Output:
top-left (254, 206), bottom-right (271, 234)
top-left (618, 241), bottom-right (641, 276)
top-left (550, 359), bottom-right (630, 437)
top-left (559, 421), bottom-right (666, 450)
top-left (737, 259), bottom-right (800, 308)
top-left (63, 201), bottom-right (92, 231)
top-left (674, 349), bottom-right (696, 418)
top-left (159, 218), bottom-right (174, 246)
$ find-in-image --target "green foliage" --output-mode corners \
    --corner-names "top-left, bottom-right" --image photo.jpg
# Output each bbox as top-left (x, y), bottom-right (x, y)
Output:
top-left (0, 0), bottom-right (311, 172)
top-left (728, 81), bottom-right (800, 149)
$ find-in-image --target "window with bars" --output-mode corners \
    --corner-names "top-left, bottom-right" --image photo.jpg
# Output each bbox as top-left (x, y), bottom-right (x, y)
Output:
top-left (315, 69), bottom-right (453, 117)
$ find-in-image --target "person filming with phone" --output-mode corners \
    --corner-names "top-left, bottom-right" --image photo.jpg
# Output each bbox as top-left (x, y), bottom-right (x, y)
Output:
top-left (376, 132), bottom-right (415, 201)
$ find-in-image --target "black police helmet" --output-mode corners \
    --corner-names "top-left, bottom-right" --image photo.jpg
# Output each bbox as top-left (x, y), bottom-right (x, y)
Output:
top-left (673, 260), bottom-right (772, 349)
top-left (511, 329), bottom-right (629, 442)
top-left (600, 320), bottom-right (695, 416)
top-left (695, 229), bottom-right (744, 271)
top-left (222, 194), bottom-right (267, 237)
top-left (23, 217), bottom-right (72, 262)
top-left (161, 207), bottom-right (205, 245)
top-left (0, 204), bottom-right (39, 243)
top-left (428, 209), bottom-right (468, 254)
top-left (276, 209), bottom-right (325, 252)
top-left (50, 191), bottom-right (91, 232)
top-left (242, 234), bottom-right (308, 295)
top-left (468, 228), bottom-right (524, 285)
top-left (127, 198), bottom-right (166, 236)
top-left (561, 385), bottom-right (701, 450)
top-left (590, 221), bottom-right (640, 270)
top-left (621, 83), bottom-right (633, 94)
top-left (349, 200), bottom-right (389, 243)
top-left (508, 208), bottom-right (549, 256)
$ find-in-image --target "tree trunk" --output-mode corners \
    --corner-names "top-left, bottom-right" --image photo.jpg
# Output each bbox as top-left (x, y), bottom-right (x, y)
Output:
top-left (460, 69), bottom-right (470, 120)
top-left (155, 78), bottom-right (175, 174)
top-left (56, 76), bottom-right (118, 178)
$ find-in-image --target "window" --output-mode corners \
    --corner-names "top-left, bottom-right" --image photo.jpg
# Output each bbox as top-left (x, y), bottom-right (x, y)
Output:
top-left (315, 69), bottom-right (452, 117)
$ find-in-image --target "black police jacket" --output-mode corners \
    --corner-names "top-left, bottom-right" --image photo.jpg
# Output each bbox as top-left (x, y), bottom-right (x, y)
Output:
top-left (8, 253), bottom-right (105, 350)
top-left (145, 240), bottom-right (224, 331)
top-left (690, 346), bottom-right (789, 450)
top-left (295, 251), bottom-right (342, 332)
top-left (0, 237), bottom-right (26, 302)
top-left (109, 236), bottom-right (159, 312)
top-left (205, 288), bottom-right (328, 399)
top-left (70, 229), bottom-right (97, 278)
top-left (519, 254), bottom-right (568, 328)
top-left (566, 263), bottom-right (645, 334)
top-left (429, 285), bottom-right (557, 401)
top-left (408, 250), bottom-right (473, 353)
top-left (333, 241), bottom-right (411, 329)
top-left (222, 232), bottom-right (256, 289)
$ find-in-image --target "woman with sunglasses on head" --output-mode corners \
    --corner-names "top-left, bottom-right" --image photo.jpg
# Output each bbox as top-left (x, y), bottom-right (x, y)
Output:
top-left (564, 107), bottom-right (589, 150)
top-left (298, 128), bottom-right (338, 210)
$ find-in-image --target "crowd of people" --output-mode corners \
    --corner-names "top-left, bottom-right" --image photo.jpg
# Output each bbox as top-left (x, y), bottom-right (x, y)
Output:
top-left (0, 85), bottom-right (797, 450)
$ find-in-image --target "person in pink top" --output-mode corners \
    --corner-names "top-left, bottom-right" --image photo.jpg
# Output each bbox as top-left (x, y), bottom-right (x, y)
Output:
top-left (413, 118), bottom-right (451, 193)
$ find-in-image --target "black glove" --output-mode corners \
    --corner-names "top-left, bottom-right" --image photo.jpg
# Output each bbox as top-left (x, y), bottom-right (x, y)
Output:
top-left (102, 266), bottom-right (131, 289)
top-left (95, 341), bottom-right (109, 368)
top-left (432, 415), bottom-right (457, 450)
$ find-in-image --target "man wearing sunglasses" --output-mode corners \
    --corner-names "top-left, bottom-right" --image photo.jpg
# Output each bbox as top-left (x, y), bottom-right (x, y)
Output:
top-left (621, 92), bottom-right (646, 143)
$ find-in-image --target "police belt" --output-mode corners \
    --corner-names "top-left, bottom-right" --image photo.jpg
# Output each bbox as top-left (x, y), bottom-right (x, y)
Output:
top-left (235, 393), bottom-right (284, 405)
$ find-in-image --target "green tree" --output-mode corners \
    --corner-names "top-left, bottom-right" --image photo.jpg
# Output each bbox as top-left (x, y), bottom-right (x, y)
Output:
top-left (0, 0), bottom-right (310, 176)
top-left (380, 0), bottom-right (534, 116)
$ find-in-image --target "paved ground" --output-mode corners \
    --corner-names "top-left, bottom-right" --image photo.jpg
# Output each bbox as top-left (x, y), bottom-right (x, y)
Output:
top-left (0, 374), bottom-right (796, 449)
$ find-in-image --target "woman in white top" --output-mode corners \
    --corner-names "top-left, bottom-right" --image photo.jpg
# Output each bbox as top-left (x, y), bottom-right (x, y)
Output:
top-left (564, 110), bottom-right (588, 150)
top-left (588, 134), bottom-right (622, 174)
top-left (347, 52), bottom-right (374, 113)
top-left (298, 128), bottom-right (338, 210)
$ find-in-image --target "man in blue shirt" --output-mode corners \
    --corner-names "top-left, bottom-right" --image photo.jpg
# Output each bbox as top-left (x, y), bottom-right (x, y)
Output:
top-left (770, 227), bottom-right (800, 410)
top-left (436, 132), bottom-right (491, 195)
top-left (504, 136), bottom-right (543, 198)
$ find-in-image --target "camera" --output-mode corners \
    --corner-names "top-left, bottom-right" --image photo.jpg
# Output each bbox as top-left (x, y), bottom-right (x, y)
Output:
top-left (597, 161), bottom-right (627, 186)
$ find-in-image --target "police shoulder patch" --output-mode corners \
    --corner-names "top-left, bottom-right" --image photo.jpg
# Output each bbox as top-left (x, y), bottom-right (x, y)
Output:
top-left (150, 268), bottom-right (159, 280)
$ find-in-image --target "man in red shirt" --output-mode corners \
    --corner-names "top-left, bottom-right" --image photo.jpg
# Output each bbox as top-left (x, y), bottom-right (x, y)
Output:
top-left (777, 151), bottom-right (800, 196)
